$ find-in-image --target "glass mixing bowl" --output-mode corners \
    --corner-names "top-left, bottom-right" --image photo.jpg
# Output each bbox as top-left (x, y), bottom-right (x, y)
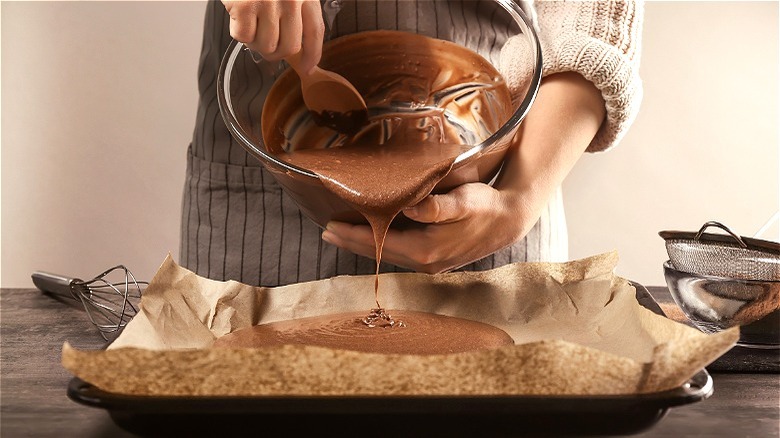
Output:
top-left (217, 0), bottom-right (542, 228)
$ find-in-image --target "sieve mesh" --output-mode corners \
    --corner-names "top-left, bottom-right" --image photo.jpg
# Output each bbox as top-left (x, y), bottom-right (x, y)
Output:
top-left (662, 221), bottom-right (780, 282)
top-left (665, 239), bottom-right (780, 281)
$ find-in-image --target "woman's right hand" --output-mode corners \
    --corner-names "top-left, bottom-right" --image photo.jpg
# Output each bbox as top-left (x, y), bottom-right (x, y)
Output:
top-left (222, 0), bottom-right (325, 75)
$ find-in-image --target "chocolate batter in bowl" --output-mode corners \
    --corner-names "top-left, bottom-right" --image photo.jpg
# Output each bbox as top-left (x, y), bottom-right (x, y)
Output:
top-left (217, 0), bottom-right (542, 229)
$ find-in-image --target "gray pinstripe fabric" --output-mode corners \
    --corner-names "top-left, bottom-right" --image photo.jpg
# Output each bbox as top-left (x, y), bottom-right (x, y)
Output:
top-left (179, 0), bottom-right (565, 286)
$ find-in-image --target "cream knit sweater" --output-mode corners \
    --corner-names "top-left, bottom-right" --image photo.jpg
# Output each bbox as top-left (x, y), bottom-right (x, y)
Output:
top-left (502, 1), bottom-right (644, 152)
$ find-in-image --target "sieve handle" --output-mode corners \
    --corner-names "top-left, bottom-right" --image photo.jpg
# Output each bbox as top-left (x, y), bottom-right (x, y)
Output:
top-left (31, 271), bottom-right (83, 300)
top-left (694, 221), bottom-right (748, 248)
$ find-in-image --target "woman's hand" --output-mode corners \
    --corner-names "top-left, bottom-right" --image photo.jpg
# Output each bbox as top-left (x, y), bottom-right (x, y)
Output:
top-left (322, 183), bottom-right (535, 273)
top-left (321, 72), bottom-right (607, 273)
top-left (222, 0), bottom-right (325, 74)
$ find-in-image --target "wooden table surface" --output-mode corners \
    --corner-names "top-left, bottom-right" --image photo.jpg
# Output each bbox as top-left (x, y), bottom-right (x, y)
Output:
top-left (1, 287), bottom-right (778, 437)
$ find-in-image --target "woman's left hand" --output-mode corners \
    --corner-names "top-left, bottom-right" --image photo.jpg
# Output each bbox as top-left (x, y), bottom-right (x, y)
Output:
top-left (322, 182), bottom-right (538, 274)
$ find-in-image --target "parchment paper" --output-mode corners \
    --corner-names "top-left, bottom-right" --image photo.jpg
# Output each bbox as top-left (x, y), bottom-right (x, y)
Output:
top-left (62, 251), bottom-right (738, 396)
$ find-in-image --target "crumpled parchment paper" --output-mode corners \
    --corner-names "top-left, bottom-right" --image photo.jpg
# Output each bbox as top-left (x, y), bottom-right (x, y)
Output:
top-left (62, 251), bottom-right (737, 396)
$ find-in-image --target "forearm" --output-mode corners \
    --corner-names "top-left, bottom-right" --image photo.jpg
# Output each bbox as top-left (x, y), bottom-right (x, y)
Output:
top-left (501, 1), bottom-right (644, 153)
top-left (495, 72), bottom-right (606, 213)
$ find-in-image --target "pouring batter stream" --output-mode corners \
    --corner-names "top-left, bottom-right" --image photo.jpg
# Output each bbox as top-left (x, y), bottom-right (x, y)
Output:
top-left (283, 141), bottom-right (464, 323)
top-left (269, 31), bottom-right (513, 325)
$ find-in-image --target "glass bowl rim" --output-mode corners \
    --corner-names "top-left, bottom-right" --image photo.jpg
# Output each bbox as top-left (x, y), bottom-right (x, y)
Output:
top-left (216, 0), bottom-right (543, 178)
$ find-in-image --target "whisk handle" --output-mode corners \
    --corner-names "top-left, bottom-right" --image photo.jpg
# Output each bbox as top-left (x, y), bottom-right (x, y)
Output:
top-left (32, 271), bottom-right (81, 299)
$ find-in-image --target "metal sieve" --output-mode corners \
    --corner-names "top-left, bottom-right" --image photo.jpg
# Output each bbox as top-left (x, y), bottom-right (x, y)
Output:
top-left (659, 221), bottom-right (780, 281)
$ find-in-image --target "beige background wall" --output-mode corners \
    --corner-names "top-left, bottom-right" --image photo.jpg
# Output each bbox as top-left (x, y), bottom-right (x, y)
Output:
top-left (2, 1), bottom-right (778, 288)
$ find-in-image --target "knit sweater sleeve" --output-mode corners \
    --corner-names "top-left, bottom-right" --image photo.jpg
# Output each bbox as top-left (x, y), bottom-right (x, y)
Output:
top-left (502, 1), bottom-right (645, 153)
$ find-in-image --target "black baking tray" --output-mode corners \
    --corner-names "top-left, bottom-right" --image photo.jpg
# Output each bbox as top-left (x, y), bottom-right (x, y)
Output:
top-left (68, 370), bottom-right (712, 437)
top-left (66, 283), bottom-right (713, 437)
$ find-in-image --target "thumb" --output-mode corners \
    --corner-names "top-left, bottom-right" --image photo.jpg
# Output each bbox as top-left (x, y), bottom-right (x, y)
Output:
top-left (403, 192), bottom-right (468, 224)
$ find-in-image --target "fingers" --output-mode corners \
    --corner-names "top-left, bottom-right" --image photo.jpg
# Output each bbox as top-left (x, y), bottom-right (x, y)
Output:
top-left (300, 0), bottom-right (325, 73)
top-left (403, 185), bottom-right (479, 224)
top-left (254, 6), bottom-right (281, 56)
top-left (223, 0), bottom-right (323, 67)
top-left (321, 184), bottom-right (509, 274)
top-left (321, 222), bottom-right (379, 260)
top-left (322, 221), bottom-right (452, 274)
top-left (226, 4), bottom-right (258, 44)
top-left (275, 3), bottom-right (303, 60)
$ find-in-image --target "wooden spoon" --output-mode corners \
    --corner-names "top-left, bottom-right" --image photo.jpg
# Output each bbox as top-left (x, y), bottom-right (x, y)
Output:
top-left (285, 51), bottom-right (368, 135)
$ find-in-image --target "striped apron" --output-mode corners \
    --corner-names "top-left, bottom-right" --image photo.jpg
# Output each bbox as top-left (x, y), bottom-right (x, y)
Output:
top-left (179, 0), bottom-right (568, 286)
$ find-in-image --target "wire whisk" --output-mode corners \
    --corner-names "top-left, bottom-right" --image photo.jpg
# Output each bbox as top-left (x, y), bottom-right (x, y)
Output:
top-left (32, 265), bottom-right (147, 340)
